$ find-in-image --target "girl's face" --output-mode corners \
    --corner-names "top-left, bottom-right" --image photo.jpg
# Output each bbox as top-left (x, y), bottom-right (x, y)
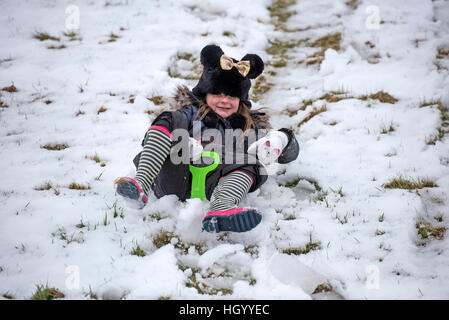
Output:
top-left (206, 93), bottom-right (240, 118)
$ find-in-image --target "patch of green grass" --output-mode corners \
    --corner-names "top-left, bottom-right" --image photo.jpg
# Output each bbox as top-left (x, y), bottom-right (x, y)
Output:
top-left (130, 243), bottom-right (146, 257)
top-left (382, 176), bottom-right (438, 190)
top-left (380, 122), bottom-right (395, 134)
top-left (420, 99), bottom-right (449, 143)
top-left (426, 128), bottom-right (446, 145)
top-left (76, 219), bottom-right (87, 229)
top-left (334, 213), bottom-right (349, 224)
top-left (329, 186), bottom-right (344, 197)
top-left (283, 177), bottom-right (300, 188)
top-left (83, 286), bottom-right (98, 300)
top-left (312, 191), bottom-right (328, 202)
top-left (148, 212), bottom-right (163, 221)
top-left (2, 292), bottom-right (14, 299)
top-left (281, 234), bottom-right (321, 255)
top-left (31, 284), bottom-right (65, 300)
top-left (52, 226), bottom-right (84, 245)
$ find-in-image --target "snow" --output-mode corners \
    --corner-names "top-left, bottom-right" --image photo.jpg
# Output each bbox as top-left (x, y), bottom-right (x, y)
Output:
top-left (1, 0), bottom-right (449, 300)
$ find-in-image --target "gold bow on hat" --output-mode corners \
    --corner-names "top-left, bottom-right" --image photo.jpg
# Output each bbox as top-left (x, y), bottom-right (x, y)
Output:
top-left (220, 54), bottom-right (251, 77)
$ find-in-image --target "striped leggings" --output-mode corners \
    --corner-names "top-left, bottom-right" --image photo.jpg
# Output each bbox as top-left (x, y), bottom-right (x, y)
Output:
top-left (135, 126), bottom-right (253, 211)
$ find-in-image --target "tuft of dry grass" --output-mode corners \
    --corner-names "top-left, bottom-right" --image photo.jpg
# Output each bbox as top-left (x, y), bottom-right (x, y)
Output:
top-left (0, 56), bottom-right (14, 64)
top-left (86, 153), bottom-right (106, 167)
top-left (268, 0), bottom-right (297, 30)
top-left (63, 31), bottom-right (82, 41)
top-left (153, 231), bottom-right (177, 249)
top-left (41, 143), bottom-right (69, 151)
top-left (75, 110), bottom-right (85, 116)
top-left (222, 31), bottom-right (235, 37)
top-left (301, 33), bottom-right (342, 65)
top-left (35, 182), bottom-right (53, 191)
top-left (266, 38), bottom-right (308, 57)
top-left (345, 0), bottom-right (360, 10)
top-left (436, 47), bottom-right (449, 59)
top-left (297, 105), bottom-right (327, 127)
top-left (0, 100), bottom-right (8, 108)
top-left (33, 32), bottom-right (60, 42)
top-left (2, 83), bottom-right (18, 93)
top-left (34, 181), bottom-right (60, 195)
top-left (107, 32), bottom-right (120, 42)
top-left (364, 91), bottom-right (398, 104)
top-left (382, 176), bottom-right (438, 190)
top-left (416, 221), bottom-right (446, 241)
top-left (47, 44), bottom-right (66, 50)
top-left (167, 52), bottom-right (202, 80)
top-left (250, 75), bottom-right (274, 102)
top-left (281, 242), bottom-right (321, 255)
top-left (313, 282), bottom-right (333, 294)
top-left (97, 106), bottom-right (107, 114)
top-left (311, 33), bottom-right (342, 51)
top-left (69, 182), bottom-right (91, 190)
top-left (147, 95), bottom-right (165, 105)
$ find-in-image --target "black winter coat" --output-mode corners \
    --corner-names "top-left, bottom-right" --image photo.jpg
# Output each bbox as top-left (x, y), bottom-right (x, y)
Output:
top-left (133, 86), bottom-right (299, 201)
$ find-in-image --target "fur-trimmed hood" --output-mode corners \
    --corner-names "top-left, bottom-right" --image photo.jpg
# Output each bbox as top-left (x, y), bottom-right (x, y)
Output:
top-left (168, 85), bottom-right (271, 130)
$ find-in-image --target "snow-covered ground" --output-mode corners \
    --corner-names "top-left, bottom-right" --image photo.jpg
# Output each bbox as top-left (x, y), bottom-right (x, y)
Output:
top-left (1, 0), bottom-right (448, 300)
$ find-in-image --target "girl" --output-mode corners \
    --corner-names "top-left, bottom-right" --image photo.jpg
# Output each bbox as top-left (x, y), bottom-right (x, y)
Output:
top-left (115, 45), bottom-right (299, 233)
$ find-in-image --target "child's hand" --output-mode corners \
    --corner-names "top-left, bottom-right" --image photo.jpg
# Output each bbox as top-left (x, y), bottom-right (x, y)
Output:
top-left (247, 130), bottom-right (288, 166)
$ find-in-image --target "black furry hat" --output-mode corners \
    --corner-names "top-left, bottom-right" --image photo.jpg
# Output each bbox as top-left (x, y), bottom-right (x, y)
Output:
top-left (192, 44), bottom-right (264, 108)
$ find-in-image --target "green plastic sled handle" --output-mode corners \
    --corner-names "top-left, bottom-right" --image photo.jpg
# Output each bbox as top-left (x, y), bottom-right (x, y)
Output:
top-left (189, 151), bottom-right (220, 200)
